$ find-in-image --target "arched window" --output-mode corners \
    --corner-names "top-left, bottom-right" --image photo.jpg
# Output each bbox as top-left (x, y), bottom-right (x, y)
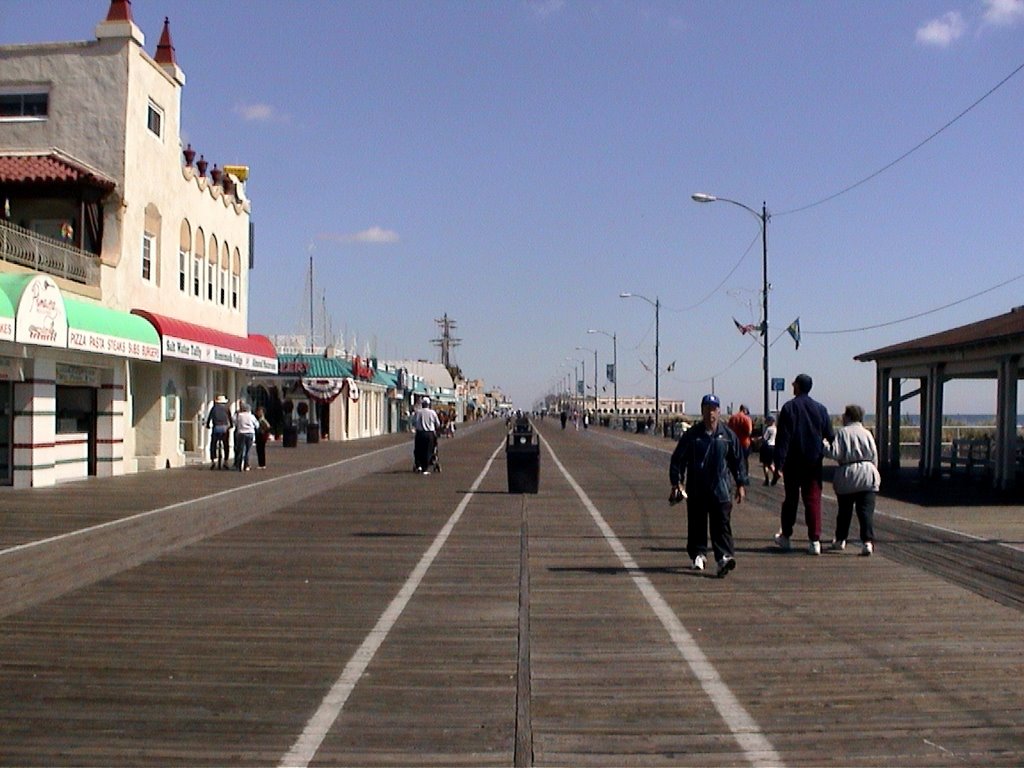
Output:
top-left (193, 227), bottom-right (205, 298)
top-left (178, 220), bottom-right (191, 292)
top-left (207, 234), bottom-right (218, 302)
top-left (232, 247), bottom-right (242, 310)
top-left (142, 204), bottom-right (161, 284)
top-left (219, 242), bottom-right (229, 306)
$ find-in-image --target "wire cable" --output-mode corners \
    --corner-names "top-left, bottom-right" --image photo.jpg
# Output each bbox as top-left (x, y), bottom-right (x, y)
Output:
top-left (778, 59), bottom-right (1024, 216)
top-left (804, 272), bottom-right (1024, 335)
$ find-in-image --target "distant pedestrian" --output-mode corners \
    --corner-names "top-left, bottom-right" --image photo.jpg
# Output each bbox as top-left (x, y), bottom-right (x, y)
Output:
top-left (254, 406), bottom-right (272, 469)
top-left (824, 404), bottom-right (879, 556)
top-left (560, 410), bottom-right (568, 430)
top-left (233, 402), bottom-right (259, 471)
top-left (773, 373), bottom-right (835, 555)
top-left (205, 395), bottom-right (232, 470)
top-left (758, 415), bottom-right (777, 486)
top-left (727, 404), bottom-right (753, 472)
top-left (412, 397), bottom-right (441, 473)
top-left (669, 394), bottom-right (748, 577)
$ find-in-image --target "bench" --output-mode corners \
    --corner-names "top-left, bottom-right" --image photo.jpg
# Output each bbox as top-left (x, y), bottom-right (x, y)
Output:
top-left (943, 437), bottom-right (993, 479)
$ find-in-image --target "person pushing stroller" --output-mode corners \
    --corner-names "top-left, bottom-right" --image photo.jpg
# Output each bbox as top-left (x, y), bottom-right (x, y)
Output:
top-left (412, 397), bottom-right (441, 474)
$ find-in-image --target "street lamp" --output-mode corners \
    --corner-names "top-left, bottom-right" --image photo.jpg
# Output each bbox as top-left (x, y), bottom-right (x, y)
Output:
top-left (692, 193), bottom-right (771, 422)
top-left (576, 346), bottom-right (597, 414)
top-left (619, 292), bottom-right (660, 430)
top-left (587, 328), bottom-right (617, 416)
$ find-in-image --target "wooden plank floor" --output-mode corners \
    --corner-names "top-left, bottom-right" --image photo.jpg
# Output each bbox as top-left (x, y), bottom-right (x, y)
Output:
top-left (0, 420), bottom-right (1021, 766)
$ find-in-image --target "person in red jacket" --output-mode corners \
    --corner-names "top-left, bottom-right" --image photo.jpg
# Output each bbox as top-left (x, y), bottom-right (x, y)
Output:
top-left (727, 404), bottom-right (753, 473)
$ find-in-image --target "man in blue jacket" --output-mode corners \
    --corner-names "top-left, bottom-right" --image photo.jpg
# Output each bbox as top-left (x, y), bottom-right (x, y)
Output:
top-left (772, 373), bottom-right (835, 555)
top-left (669, 394), bottom-right (748, 577)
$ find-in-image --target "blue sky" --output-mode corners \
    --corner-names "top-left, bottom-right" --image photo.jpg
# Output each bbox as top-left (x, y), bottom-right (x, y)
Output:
top-left (3, 0), bottom-right (1023, 415)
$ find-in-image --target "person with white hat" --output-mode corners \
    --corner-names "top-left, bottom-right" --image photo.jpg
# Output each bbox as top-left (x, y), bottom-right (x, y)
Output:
top-left (668, 393), bottom-right (748, 577)
top-left (205, 395), bottom-right (232, 469)
top-left (411, 396), bottom-right (441, 473)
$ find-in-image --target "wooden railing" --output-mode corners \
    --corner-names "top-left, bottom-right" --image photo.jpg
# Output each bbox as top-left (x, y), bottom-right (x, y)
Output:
top-left (0, 219), bottom-right (100, 285)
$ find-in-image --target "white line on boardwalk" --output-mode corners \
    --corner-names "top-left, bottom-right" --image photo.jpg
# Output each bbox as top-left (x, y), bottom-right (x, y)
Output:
top-left (0, 444), bottom-right (404, 559)
top-left (279, 440), bottom-right (505, 768)
top-left (540, 434), bottom-right (785, 768)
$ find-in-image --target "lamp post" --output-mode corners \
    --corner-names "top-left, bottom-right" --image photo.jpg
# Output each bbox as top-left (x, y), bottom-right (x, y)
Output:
top-left (619, 292), bottom-right (660, 430)
top-left (692, 193), bottom-right (770, 422)
top-left (587, 328), bottom-right (617, 416)
top-left (576, 346), bottom-right (597, 414)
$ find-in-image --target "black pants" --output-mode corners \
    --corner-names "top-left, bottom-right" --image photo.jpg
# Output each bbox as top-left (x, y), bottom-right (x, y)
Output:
top-left (686, 495), bottom-right (734, 563)
top-left (414, 431), bottom-right (437, 470)
top-left (255, 435), bottom-right (268, 467)
top-left (835, 491), bottom-right (876, 544)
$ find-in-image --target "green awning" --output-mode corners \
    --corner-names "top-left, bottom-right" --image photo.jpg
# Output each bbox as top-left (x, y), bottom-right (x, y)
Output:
top-left (0, 273), bottom-right (26, 342)
top-left (64, 298), bottom-right (161, 361)
top-left (276, 354), bottom-right (352, 378)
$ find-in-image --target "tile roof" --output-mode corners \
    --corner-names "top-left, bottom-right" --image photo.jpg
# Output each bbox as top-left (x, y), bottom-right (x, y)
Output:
top-left (0, 152), bottom-right (116, 190)
top-left (856, 306), bottom-right (1024, 361)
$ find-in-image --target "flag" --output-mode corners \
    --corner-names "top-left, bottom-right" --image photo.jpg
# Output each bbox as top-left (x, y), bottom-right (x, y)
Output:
top-left (787, 317), bottom-right (801, 349)
top-left (666, 361), bottom-right (676, 372)
top-left (733, 317), bottom-right (759, 336)
top-left (577, 379), bottom-right (584, 395)
top-left (606, 363), bottom-right (615, 383)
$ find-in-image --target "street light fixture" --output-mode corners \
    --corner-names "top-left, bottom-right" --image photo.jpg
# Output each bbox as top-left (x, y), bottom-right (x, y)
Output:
top-left (587, 328), bottom-right (617, 416)
top-left (619, 292), bottom-right (660, 430)
top-left (692, 193), bottom-right (771, 422)
top-left (576, 346), bottom-right (597, 414)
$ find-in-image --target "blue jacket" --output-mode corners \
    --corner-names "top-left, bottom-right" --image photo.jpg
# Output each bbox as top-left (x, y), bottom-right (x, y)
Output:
top-left (670, 421), bottom-right (748, 503)
top-left (774, 393), bottom-right (834, 469)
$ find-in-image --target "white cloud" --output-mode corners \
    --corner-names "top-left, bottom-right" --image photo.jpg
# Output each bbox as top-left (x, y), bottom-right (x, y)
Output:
top-left (234, 102), bottom-right (276, 121)
top-left (915, 11), bottom-right (967, 46)
top-left (528, 0), bottom-right (565, 19)
top-left (319, 227), bottom-right (401, 245)
top-left (982, 0), bottom-right (1024, 26)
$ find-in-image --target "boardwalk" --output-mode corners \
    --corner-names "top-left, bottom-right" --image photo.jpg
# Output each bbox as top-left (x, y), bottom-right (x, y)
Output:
top-left (0, 420), bottom-right (1021, 766)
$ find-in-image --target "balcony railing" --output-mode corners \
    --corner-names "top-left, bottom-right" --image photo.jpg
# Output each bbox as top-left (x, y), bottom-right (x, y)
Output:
top-left (0, 219), bottom-right (100, 286)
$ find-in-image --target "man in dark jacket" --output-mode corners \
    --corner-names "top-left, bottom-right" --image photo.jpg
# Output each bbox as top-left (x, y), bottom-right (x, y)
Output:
top-left (669, 394), bottom-right (748, 577)
top-left (772, 373), bottom-right (835, 555)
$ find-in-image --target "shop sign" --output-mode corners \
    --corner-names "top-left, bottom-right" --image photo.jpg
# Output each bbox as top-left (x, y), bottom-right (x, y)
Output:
top-left (0, 357), bottom-right (24, 381)
top-left (162, 334), bottom-right (278, 373)
top-left (68, 327), bottom-right (161, 361)
top-left (0, 316), bottom-right (12, 342)
top-left (15, 275), bottom-right (67, 348)
top-left (57, 363), bottom-right (100, 387)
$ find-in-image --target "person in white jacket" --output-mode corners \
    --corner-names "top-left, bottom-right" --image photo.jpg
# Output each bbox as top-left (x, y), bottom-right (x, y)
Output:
top-left (824, 404), bottom-right (880, 556)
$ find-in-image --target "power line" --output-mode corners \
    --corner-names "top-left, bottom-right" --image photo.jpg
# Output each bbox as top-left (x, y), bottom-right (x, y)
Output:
top-left (804, 272), bottom-right (1024, 335)
top-left (778, 59), bottom-right (1024, 217)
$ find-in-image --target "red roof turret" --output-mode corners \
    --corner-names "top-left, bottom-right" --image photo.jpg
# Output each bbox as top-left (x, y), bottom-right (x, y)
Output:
top-left (104, 0), bottom-right (133, 23)
top-left (155, 17), bottom-right (176, 66)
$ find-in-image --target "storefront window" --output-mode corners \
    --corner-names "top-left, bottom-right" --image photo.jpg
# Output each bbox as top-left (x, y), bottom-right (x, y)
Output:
top-left (56, 386), bottom-right (95, 434)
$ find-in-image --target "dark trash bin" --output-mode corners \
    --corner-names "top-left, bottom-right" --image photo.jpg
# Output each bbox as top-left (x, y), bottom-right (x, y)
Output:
top-left (282, 425), bottom-right (299, 448)
top-left (506, 429), bottom-right (540, 494)
top-left (306, 423), bottom-right (320, 444)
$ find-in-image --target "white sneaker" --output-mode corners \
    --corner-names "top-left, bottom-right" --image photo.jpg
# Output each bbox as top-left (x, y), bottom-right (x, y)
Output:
top-left (773, 532), bottom-right (791, 551)
top-left (808, 541), bottom-right (821, 556)
top-left (693, 554), bottom-right (707, 571)
top-left (829, 539), bottom-right (846, 551)
top-left (716, 556), bottom-right (736, 577)
top-left (861, 542), bottom-right (874, 557)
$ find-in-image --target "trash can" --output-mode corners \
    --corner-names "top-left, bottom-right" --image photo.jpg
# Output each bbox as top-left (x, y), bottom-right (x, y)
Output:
top-left (282, 425), bottom-right (299, 448)
top-left (306, 423), bottom-right (320, 444)
top-left (506, 429), bottom-right (540, 494)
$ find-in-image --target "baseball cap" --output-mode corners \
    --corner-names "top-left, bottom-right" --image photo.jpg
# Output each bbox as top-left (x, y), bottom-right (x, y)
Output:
top-left (701, 394), bottom-right (721, 409)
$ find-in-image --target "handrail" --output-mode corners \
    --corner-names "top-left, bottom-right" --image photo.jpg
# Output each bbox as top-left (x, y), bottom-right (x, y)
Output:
top-left (0, 219), bottom-right (100, 285)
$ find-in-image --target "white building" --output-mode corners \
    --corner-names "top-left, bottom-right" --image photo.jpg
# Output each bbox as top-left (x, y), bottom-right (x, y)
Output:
top-left (0, 1), bottom-right (276, 486)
